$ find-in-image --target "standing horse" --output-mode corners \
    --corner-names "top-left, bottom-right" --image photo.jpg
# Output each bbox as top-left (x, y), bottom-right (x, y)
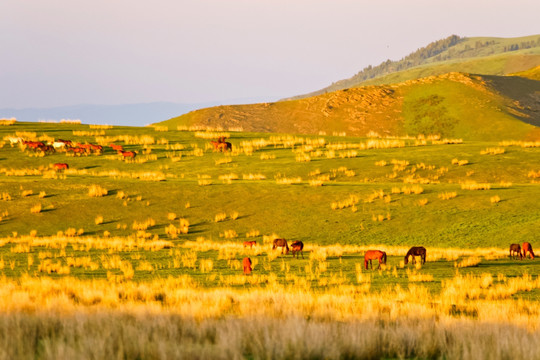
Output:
top-left (53, 163), bottom-right (69, 171)
top-left (404, 246), bottom-right (426, 265)
top-left (364, 250), bottom-right (387, 270)
top-left (522, 242), bottom-right (535, 259)
top-left (291, 241), bottom-right (304, 258)
top-left (272, 238), bottom-right (289, 254)
top-left (243, 257), bottom-right (252, 275)
top-left (210, 141), bottom-right (221, 151)
top-left (509, 244), bottom-right (522, 260)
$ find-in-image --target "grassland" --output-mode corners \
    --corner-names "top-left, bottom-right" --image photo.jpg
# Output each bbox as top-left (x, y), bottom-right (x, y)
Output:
top-left (0, 120), bottom-right (539, 358)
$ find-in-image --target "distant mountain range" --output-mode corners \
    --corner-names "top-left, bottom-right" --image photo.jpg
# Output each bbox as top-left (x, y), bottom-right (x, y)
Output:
top-left (0, 97), bottom-right (276, 127)
top-left (158, 34), bottom-right (540, 141)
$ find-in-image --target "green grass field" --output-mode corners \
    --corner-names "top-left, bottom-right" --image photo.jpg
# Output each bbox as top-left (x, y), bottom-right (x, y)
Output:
top-left (0, 121), bottom-right (539, 299)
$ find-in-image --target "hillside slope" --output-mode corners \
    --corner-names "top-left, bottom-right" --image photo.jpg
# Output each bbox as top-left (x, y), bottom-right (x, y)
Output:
top-left (159, 72), bottom-right (540, 141)
top-left (286, 34), bottom-right (540, 100)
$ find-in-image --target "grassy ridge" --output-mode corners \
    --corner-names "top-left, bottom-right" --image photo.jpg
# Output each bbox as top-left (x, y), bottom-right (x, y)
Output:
top-left (160, 72), bottom-right (540, 140)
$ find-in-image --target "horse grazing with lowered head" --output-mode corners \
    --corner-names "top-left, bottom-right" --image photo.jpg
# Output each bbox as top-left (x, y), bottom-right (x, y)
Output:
top-left (291, 241), bottom-right (304, 258)
top-left (509, 243), bottom-right (522, 260)
top-left (272, 238), bottom-right (289, 254)
top-left (243, 240), bottom-right (257, 248)
top-left (364, 250), bottom-right (387, 270)
top-left (404, 246), bottom-right (426, 265)
top-left (243, 257), bottom-right (252, 275)
top-left (118, 150), bottom-right (136, 159)
top-left (522, 242), bottom-right (535, 260)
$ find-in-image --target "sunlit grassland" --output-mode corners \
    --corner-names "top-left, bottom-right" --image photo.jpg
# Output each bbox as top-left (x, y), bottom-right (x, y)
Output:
top-left (0, 121), bottom-right (539, 359)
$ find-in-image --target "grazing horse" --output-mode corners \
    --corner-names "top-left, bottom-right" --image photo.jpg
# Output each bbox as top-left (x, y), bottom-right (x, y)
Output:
top-left (364, 250), bottom-right (387, 270)
top-left (210, 140), bottom-right (221, 151)
top-left (110, 143), bottom-right (124, 152)
top-left (243, 241), bottom-right (257, 248)
top-left (118, 150), bottom-right (136, 159)
top-left (272, 238), bottom-right (289, 254)
top-left (404, 246), bottom-right (426, 265)
top-left (509, 244), bottom-right (522, 260)
top-left (291, 241), bottom-right (304, 258)
top-left (243, 257), bottom-right (252, 275)
top-left (522, 242), bottom-right (535, 260)
top-left (37, 144), bottom-right (55, 154)
top-left (53, 163), bottom-right (69, 171)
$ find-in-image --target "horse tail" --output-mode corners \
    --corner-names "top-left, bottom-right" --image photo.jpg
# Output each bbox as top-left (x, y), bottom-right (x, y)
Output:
top-left (382, 252), bottom-right (387, 264)
top-left (364, 257), bottom-right (369, 270)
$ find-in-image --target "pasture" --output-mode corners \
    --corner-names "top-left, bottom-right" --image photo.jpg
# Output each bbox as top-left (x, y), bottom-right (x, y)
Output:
top-left (0, 120), bottom-right (539, 359)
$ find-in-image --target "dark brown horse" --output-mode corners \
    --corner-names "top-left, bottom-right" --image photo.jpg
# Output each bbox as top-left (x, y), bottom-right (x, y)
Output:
top-left (272, 238), bottom-right (289, 254)
top-left (509, 244), bottom-right (522, 260)
top-left (522, 242), bottom-right (535, 260)
top-left (404, 246), bottom-right (426, 265)
top-left (291, 241), bottom-right (304, 258)
top-left (243, 257), bottom-right (252, 275)
top-left (364, 250), bottom-right (387, 269)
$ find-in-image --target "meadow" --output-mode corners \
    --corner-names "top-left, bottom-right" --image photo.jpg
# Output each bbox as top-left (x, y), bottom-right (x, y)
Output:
top-left (0, 120), bottom-right (539, 359)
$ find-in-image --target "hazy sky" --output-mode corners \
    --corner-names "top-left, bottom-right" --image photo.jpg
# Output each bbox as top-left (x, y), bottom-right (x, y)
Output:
top-left (1, 0), bottom-right (539, 108)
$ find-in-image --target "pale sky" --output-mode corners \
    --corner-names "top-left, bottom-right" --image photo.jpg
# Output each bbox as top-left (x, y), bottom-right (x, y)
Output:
top-left (1, 0), bottom-right (539, 108)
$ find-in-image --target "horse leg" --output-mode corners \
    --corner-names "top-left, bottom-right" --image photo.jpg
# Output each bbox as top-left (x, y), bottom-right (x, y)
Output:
top-left (301, 250), bottom-right (304, 259)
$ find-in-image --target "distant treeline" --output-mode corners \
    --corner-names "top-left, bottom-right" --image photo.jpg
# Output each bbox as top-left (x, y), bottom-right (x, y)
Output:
top-left (341, 35), bottom-right (540, 85)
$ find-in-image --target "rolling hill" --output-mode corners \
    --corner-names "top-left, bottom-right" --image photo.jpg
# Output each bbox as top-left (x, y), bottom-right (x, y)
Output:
top-left (286, 34), bottom-right (540, 100)
top-left (158, 71), bottom-right (540, 141)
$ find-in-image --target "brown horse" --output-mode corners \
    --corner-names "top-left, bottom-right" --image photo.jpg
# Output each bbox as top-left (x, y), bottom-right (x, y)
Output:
top-left (53, 163), bottom-right (69, 170)
top-left (404, 246), bottom-right (426, 265)
top-left (243, 240), bottom-right (257, 248)
top-left (243, 257), bottom-right (252, 275)
top-left (216, 142), bottom-right (232, 152)
top-left (291, 241), bottom-right (304, 258)
top-left (522, 242), bottom-right (535, 259)
top-left (118, 150), bottom-right (136, 159)
top-left (509, 244), bottom-right (522, 260)
top-left (110, 143), bottom-right (124, 152)
top-left (272, 238), bottom-right (289, 254)
top-left (210, 140), bottom-right (221, 151)
top-left (364, 250), bottom-right (387, 270)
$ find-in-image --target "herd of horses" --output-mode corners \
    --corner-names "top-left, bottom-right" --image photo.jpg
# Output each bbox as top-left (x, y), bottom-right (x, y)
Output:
top-left (210, 137), bottom-right (232, 152)
top-left (242, 241), bottom-right (535, 274)
top-left (9, 136), bottom-right (138, 172)
top-left (509, 242), bottom-right (535, 260)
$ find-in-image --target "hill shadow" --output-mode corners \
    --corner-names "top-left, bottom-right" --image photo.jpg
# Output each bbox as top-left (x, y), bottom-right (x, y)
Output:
top-left (482, 75), bottom-right (540, 126)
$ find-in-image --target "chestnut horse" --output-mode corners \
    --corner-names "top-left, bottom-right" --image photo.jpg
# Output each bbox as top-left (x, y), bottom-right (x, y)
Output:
top-left (364, 250), bottom-right (387, 269)
top-left (243, 240), bottom-right (257, 248)
top-left (243, 257), bottom-right (252, 275)
top-left (291, 241), bottom-right (304, 258)
top-left (53, 163), bottom-right (69, 170)
top-left (118, 150), bottom-right (136, 159)
top-left (522, 242), bottom-right (535, 259)
top-left (404, 246), bottom-right (426, 265)
top-left (509, 244), bottom-right (522, 260)
top-left (272, 238), bottom-right (289, 254)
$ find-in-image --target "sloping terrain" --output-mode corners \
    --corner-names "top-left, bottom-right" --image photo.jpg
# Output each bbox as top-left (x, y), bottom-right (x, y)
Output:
top-left (159, 72), bottom-right (540, 141)
top-left (287, 34), bottom-right (540, 100)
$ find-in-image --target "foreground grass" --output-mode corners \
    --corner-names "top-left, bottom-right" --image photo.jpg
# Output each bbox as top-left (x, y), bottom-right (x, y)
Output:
top-left (0, 275), bottom-right (539, 360)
